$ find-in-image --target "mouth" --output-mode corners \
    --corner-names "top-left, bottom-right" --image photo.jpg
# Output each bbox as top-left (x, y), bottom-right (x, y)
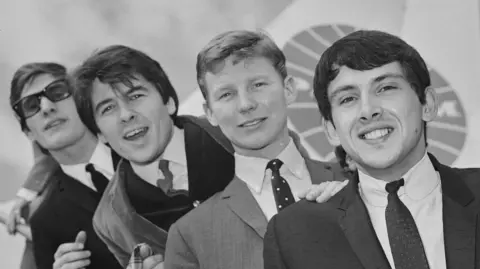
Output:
top-left (238, 117), bottom-right (267, 128)
top-left (44, 119), bottom-right (67, 131)
top-left (123, 127), bottom-right (149, 141)
top-left (359, 127), bottom-right (394, 140)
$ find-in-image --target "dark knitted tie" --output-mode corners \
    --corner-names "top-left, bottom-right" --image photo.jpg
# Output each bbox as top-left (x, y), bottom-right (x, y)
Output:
top-left (385, 179), bottom-right (430, 269)
top-left (85, 163), bottom-right (109, 194)
top-left (157, 159), bottom-right (174, 193)
top-left (267, 159), bottom-right (295, 212)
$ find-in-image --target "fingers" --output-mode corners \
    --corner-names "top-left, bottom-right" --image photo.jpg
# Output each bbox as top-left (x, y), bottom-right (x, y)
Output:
top-left (53, 255), bottom-right (91, 269)
top-left (6, 198), bottom-right (28, 235)
top-left (54, 233), bottom-right (86, 260)
top-left (143, 255), bottom-right (164, 269)
top-left (138, 244), bottom-right (154, 259)
top-left (315, 180), bottom-right (349, 203)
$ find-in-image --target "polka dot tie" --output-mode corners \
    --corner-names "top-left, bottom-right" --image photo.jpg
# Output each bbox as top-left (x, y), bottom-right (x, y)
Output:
top-left (385, 179), bottom-right (430, 269)
top-left (267, 159), bottom-right (295, 212)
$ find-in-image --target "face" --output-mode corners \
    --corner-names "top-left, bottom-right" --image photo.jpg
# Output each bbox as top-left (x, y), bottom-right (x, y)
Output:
top-left (204, 56), bottom-right (296, 157)
top-left (92, 74), bottom-right (176, 165)
top-left (23, 74), bottom-right (89, 151)
top-left (325, 62), bottom-right (437, 172)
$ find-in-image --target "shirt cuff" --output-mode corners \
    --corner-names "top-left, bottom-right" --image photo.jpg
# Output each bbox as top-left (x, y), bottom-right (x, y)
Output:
top-left (16, 188), bottom-right (38, 202)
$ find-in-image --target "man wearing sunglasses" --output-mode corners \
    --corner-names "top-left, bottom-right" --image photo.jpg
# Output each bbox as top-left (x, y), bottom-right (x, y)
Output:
top-left (9, 62), bottom-right (123, 269)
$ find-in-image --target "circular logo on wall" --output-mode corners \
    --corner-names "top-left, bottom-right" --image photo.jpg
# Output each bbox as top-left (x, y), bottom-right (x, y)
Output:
top-left (283, 24), bottom-right (468, 165)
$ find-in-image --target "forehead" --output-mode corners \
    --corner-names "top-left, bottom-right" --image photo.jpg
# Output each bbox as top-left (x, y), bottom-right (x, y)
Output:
top-left (327, 62), bottom-right (405, 95)
top-left (204, 56), bottom-right (278, 89)
top-left (20, 73), bottom-right (57, 98)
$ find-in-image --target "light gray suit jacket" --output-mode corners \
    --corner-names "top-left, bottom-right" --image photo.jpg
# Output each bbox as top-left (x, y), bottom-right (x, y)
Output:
top-left (164, 158), bottom-right (345, 269)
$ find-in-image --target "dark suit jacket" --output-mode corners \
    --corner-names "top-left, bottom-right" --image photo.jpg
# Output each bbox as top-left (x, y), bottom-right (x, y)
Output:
top-left (263, 153), bottom-right (480, 269)
top-left (92, 115), bottom-right (236, 266)
top-left (30, 150), bottom-right (122, 269)
top-left (164, 155), bottom-right (345, 269)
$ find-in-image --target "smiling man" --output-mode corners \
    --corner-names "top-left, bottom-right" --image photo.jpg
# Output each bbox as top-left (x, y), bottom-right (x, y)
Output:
top-left (263, 30), bottom-right (480, 269)
top-left (8, 62), bottom-right (122, 269)
top-left (163, 30), bottom-right (347, 269)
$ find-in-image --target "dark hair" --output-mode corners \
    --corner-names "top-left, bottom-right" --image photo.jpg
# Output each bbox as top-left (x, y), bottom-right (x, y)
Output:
top-left (313, 30), bottom-right (430, 141)
top-left (196, 30), bottom-right (287, 100)
top-left (9, 62), bottom-right (67, 131)
top-left (72, 45), bottom-right (179, 135)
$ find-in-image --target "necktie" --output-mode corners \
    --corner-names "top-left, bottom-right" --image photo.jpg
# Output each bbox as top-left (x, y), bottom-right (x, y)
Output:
top-left (157, 159), bottom-right (174, 193)
top-left (85, 163), bottom-right (109, 194)
top-left (267, 159), bottom-right (295, 211)
top-left (385, 179), bottom-right (430, 269)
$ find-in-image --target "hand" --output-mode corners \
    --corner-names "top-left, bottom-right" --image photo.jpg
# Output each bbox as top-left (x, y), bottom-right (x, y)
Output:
top-left (53, 231), bottom-right (91, 269)
top-left (6, 197), bottom-right (29, 235)
top-left (126, 243), bottom-right (164, 269)
top-left (298, 180), bottom-right (349, 203)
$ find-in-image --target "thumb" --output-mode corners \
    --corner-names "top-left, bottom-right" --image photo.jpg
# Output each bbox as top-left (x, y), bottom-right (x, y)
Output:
top-left (75, 231), bottom-right (87, 246)
top-left (139, 243), bottom-right (154, 259)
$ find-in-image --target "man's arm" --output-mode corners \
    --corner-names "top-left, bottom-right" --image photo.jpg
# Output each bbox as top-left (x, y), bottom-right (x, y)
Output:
top-left (22, 141), bottom-right (58, 195)
top-left (263, 215), bottom-right (287, 269)
top-left (164, 223), bottom-right (199, 269)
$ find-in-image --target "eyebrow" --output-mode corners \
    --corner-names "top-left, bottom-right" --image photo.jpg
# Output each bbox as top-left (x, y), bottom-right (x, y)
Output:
top-left (372, 73), bottom-right (405, 83)
top-left (329, 85), bottom-right (356, 101)
top-left (93, 85), bottom-right (145, 114)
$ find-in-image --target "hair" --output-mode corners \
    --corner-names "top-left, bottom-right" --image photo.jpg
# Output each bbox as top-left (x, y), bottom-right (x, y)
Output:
top-left (9, 62), bottom-right (67, 131)
top-left (334, 145), bottom-right (356, 174)
top-left (72, 44), bottom-right (179, 135)
top-left (196, 30), bottom-right (287, 100)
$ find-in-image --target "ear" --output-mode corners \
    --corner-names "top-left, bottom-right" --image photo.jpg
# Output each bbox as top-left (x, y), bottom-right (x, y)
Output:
top-left (98, 133), bottom-right (108, 144)
top-left (203, 102), bottom-right (218, 126)
top-left (323, 118), bottom-right (341, 146)
top-left (283, 76), bottom-right (298, 106)
top-left (166, 97), bottom-right (177, 116)
top-left (422, 87), bottom-right (438, 122)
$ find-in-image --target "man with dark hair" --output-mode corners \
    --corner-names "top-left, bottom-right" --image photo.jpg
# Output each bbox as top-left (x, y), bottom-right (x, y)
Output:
top-left (8, 62), bottom-right (122, 269)
top-left (164, 30), bottom-right (347, 269)
top-left (264, 30), bottom-right (480, 269)
top-left (71, 44), bottom-right (236, 267)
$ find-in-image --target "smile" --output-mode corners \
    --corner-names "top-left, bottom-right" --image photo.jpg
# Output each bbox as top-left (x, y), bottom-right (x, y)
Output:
top-left (44, 119), bottom-right (67, 131)
top-left (360, 128), bottom-right (393, 140)
top-left (239, 118), bottom-right (267, 128)
top-left (123, 127), bottom-right (149, 141)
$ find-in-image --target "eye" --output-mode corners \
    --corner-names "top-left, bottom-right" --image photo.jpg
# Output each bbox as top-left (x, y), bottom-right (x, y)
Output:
top-left (339, 96), bottom-right (356, 105)
top-left (129, 94), bottom-right (143, 100)
top-left (253, 82), bottom-right (267, 88)
top-left (218, 92), bottom-right (232, 100)
top-left (101, 104), bottom-right (115, 115)
top-left (379, 85), bottom-right (397, 92)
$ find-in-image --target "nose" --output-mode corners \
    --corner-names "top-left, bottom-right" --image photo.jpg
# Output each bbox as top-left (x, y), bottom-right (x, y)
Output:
top-left (359, 97), bottom-right (382, 122)
top-left (237, 91), bottom-right (257, 114)
top-left (118, 101), bottom-right (136, 123)
top-left (39, 96), bottom-right (57, 115)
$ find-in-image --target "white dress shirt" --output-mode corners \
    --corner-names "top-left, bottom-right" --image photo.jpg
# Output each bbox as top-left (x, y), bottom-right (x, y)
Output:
top-left (60, 142), bottom-right (115, 191)
top-left (132, 127), bottom-right (188, 191)
top-left (17, 142), bottom-right (114, 199)
top-left (235, 138), bottom-right (312, 221)
top-left (358, 152), bottom-right (446, 269)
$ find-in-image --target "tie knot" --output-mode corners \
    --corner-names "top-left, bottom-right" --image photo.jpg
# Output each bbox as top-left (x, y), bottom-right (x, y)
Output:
top-left (85, 163), bottom-right (95, 173)
top-left (266, 159), bottom-right (283, 173)
top-left (385, 178), bottom-right (405, 194)
top-left (158, 159), bottom-right (169, 171)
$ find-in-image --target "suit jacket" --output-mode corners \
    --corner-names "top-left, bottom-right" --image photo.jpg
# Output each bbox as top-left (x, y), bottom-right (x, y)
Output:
top-left (263, 153), bottom-right (480, 269)
top-left (23, 141), bottom-right (58, 194)
top-left (29, 150), bottom-right (122, 269)
top-left (92, 115), bottom-right (236, 267)
top-left (163, 156), bottom-right (345, 269)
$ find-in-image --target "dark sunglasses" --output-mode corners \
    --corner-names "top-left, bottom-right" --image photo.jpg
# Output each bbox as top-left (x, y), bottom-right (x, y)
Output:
top-left (13, 79), bottom-right (72, 119)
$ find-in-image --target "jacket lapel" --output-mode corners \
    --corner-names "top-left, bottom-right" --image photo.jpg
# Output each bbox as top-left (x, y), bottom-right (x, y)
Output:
top-left (334, 174), bottom-right (391, 269)
top-left (429, 154), bottom-right (476, 269)
top-left (222, 177), bottom-right (268, 238)
top-left (56, 167), bottom-right (99, 213)
top-left (304, 158), bottom-right (336, 184)
top-left (109, 161), bottom-right (169, 252)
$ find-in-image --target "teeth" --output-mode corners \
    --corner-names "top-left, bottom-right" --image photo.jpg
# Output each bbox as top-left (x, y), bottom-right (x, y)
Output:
top-left (243, 119), bottom-right (261, 127)
top-left (125, 128), bottom-right (145, 138)
top-left (363, 128), bottom-right (391, 140)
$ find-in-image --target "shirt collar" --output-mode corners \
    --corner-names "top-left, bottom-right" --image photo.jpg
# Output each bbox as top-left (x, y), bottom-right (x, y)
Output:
top-left (358, 151), bottom-right (440, 206)
top-left (235, 138), bottom-right (306, 193)
top-left (131, 127), bottom-right (186, 185)
top-left (60, 142), bottom-right (114, 179)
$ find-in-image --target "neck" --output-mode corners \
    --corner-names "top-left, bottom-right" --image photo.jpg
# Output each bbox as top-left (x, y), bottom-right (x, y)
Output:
top-left (357, 141), bottom-right (427, 182)
top-left (49, 132), bottom-right (99, 165)
top-left (234, 127), bottom-right (290, 160)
